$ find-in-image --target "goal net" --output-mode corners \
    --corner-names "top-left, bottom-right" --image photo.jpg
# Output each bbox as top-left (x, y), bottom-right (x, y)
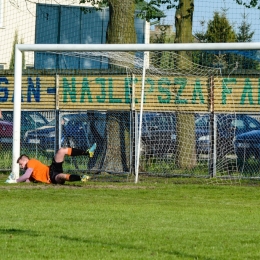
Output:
top-left (11, 43), bottom-right (260, 183)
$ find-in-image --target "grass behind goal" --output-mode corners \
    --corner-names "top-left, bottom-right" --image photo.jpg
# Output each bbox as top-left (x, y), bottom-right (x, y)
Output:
top-left (1, 174), bottom-right (260, 260)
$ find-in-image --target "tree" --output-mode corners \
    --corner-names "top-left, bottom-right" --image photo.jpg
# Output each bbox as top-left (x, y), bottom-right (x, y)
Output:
top-left (195, 9), bottom-right (257, 70)
top-left (194, 10), bottom-right (237, 68)
top-left (237, 12), bottom-right (254, 42)
top-left (207, 11), bottom-right (237, 68)
top-left (9, 30), bottom-right (25, 70)
top-left (236, 12), bottom-right (258, 69)
top-left (206, 11), bottom-right (237, 43)
top-left (234, 0), bottom-right (260, 8)
top-left (108, 0), bottom-right (137, 44)
top-left (9, 31), bottom-right (19, 70)
top-left (172, 0), bottom-right (197, 169)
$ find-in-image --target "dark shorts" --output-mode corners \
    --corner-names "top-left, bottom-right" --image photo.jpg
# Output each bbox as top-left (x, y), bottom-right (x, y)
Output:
top-left (49, 158), bottom-right (63, 184)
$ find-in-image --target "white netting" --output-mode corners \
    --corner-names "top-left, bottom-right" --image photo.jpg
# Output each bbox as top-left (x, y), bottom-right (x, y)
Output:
top-left (31, 49), bottom-right (243, 183)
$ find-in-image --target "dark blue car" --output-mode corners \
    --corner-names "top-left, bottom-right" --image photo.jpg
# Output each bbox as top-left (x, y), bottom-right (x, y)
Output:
top-left (234, 128), bottom-right (260, 161)
top-left (24, 112), bottom-right (106, 152)
top-left (197, 114), bottom-right (260, 156)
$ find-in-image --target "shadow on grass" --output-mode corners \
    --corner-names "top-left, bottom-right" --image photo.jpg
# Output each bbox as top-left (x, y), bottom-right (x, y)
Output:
top-left (0, 229), bottom-right (215, 259)
top-left (58, 234), bottom-right (214, 260)
top-left (0, 228), bottom-right (40, 237)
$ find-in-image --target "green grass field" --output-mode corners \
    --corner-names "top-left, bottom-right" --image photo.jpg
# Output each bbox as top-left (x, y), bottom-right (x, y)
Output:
top-left (1, 173), bottom-right (260, 260)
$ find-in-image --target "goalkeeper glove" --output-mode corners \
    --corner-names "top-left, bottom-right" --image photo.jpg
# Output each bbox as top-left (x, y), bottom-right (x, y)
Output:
top-left (5, 179), bottom-right (17, 184)
top-left (5, 173), bottom-right (17, 184)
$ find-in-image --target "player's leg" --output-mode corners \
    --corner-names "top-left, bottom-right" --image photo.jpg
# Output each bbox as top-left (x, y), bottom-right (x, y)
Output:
top-left (54, 173), bottom-right (66, 184)
top-left (54, 173), bottom-right (90, 184)
top-left (54, 173), bottom-right (81, 184)
top-left (50, 165), bottom-right (89, 184)
top-left (50, 144), bottom-right (96, 184)
top-left (54, 143), bottom-right (97, 163)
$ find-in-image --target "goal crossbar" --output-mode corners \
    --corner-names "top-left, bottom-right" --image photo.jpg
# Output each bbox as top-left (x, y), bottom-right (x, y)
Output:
top-left (16, 42), bottom-right (260, 52)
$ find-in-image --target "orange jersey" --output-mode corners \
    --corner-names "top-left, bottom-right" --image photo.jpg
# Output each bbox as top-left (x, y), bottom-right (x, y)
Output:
top-left (27, 159), bottom-right (51, 184)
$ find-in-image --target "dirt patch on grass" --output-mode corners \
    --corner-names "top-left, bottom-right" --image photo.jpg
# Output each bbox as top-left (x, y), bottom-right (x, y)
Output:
top-left (0, 172), bottom-right (156, 190)
top-left (0, 182), bottom-right (156, 190)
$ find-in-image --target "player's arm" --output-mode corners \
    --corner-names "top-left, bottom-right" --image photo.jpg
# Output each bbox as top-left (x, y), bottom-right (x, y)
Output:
top-left (16, 168), bottom-right (33, 183)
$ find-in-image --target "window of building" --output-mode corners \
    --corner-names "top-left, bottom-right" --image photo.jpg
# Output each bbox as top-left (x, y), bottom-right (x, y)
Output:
top-left (26, 65), bottom-right (34, 69)
top-left (0, 64), bottom-right (5, 70)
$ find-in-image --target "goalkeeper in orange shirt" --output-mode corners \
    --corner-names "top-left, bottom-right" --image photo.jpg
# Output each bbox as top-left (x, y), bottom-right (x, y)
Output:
top-left (5, 143), bottom-right (96, 184)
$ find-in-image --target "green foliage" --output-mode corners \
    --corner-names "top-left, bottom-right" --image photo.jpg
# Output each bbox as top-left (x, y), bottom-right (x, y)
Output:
top-left (236, 13), bottom-right (254, 42)
top-left (135, 0), bottom-right (178, 22)
top-left (235, 0), bottom-right (260, 8)
top-left (235, 12), bottom-right (258, 70)
top-left (9, 31), bottom-right (19, 70)
top-left (79, 0), bottom-right (176, 21)
top-left (193, 10), bottom-right (258, 70)
top-left (9, 31), bottom-right (25, 70)
top-left (206, 11), bottom-right (237, 43)
top-left (195, 11), bottom-right (236, 43)
top-left (0, 149), bottom-right (12, 169)
top-left (79, 0), bottom-right (108, 12)
top-left (20, 38), bottom-right (25, 70)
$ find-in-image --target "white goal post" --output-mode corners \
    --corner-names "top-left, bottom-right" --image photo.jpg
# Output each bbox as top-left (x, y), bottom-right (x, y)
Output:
top-left (13, 42), bottom-right (260, 182)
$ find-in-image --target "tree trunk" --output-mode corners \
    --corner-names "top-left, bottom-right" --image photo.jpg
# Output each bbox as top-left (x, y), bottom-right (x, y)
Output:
top-left (107, 0), bottom-right (136, 44)
top-left (101, 0), bottom-right (136, 173)
top-left (174, 0), bottom-right (194, 68)
top-left (174, 0), bottom-right (197, 169)
top-left (102, 113), bottom-right (130, 173)
top-left (176, 113), bottom-right (197, 169)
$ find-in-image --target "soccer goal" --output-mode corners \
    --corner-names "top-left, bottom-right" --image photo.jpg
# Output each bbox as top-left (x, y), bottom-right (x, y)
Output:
top-left (11, 42), bottom-right (260, 183)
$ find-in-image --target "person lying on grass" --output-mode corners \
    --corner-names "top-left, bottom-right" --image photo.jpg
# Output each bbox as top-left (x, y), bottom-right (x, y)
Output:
top-left (5, 143), bottom-right (96, 184)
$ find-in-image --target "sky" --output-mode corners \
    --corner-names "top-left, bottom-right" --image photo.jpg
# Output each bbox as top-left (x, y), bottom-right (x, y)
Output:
top-left (157, 0), bottom-right (260, 42)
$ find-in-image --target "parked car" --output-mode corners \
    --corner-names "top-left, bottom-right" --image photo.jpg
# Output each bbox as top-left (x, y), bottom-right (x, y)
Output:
top-left (140, 112), bottom-right (176, 155)
top-left (0, 111), bottom-right (49, 145)
top-left (140, 113), bottom-right (260, 157)
top-left (234, 129), bottom-right (260, 161)
top-left (0, 120), bottom-right (13, 144)
top-left (23, 111), bottom-right (260, 159)
top-left (1, 111), bottom-right (49, 138)
top-left (140, 112), bottom-right (215, 156)
top-left (196, 114), bottom-right (260, 156)
top-left (24, 112), bottom-right (106, 151)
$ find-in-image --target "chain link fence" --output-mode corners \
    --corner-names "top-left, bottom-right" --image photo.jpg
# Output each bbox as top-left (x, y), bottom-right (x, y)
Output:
top-left (1, 109), bottom-right (260, 181)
